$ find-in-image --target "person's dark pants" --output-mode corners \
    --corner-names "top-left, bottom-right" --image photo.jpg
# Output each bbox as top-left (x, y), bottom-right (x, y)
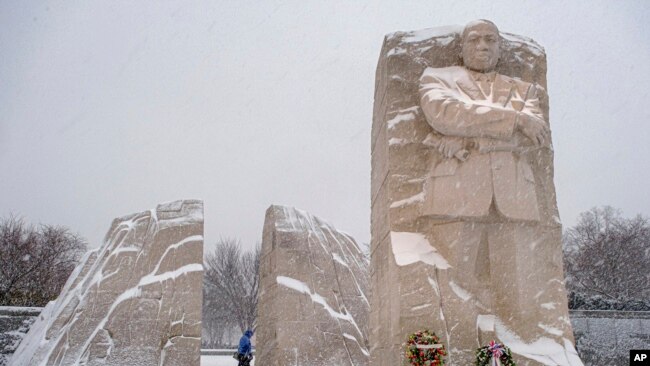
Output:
top-left (238, 354), bottom-right (252, 366)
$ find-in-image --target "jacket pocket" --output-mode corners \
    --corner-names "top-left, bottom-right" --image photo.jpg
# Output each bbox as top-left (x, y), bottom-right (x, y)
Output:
top-left (432, 158), bottom-right (458, 177)
top-left (518, 160), bottom-right (535, 183)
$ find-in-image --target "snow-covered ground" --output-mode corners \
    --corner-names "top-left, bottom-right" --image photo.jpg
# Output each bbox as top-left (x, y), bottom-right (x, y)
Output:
top-left (201, 355), bottom-right (255, 366)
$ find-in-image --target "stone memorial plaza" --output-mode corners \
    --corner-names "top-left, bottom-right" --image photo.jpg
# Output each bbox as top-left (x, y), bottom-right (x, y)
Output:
top-left (2, 20), bottom-right (648, 366)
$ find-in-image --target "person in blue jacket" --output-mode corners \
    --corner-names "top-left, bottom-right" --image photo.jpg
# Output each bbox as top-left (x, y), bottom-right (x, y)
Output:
top-left (236, 329), bottom-right (254, 366)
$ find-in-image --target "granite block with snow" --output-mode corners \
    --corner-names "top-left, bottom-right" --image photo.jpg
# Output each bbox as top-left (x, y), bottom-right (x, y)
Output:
top-left (370, 22), bottom-right (581, 365)
top-left (10, 200), bottom-right (204, 366)
top-left (256, 205), bottom-right (369, 366)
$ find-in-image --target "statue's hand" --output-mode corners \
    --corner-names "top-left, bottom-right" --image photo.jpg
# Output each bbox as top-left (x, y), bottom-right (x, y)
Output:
top-left (517, 114), bottom-right (549, 146)
top-left (437, 136), bottom-right (465, 158)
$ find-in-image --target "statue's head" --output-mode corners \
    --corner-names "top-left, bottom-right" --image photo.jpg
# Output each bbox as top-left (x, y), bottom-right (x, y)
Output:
top-left (461, 19), bottom-right (501, 72)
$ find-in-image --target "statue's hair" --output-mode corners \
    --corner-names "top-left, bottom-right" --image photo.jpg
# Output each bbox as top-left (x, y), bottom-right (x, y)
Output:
top-left (461, 19), bottom-right (499, 40)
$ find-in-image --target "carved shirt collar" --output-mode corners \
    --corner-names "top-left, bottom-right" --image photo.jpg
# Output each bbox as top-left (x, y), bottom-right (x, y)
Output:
top-left (468, 69), bottom-right (497, 83)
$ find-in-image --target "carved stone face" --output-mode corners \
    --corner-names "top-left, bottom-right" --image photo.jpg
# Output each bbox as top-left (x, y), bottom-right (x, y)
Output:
top-left (461, 21), bottom-right (500, 72)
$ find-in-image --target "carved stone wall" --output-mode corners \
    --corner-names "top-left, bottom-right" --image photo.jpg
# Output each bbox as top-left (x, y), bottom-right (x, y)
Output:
top-left (0, 307), bottom-right (42, 366)
top-left (257, 205), bottom-right (369, 366)
top-left (10, 200), bottom-right (203, 366)
top-left (370, 25), bottom-right (580, 365)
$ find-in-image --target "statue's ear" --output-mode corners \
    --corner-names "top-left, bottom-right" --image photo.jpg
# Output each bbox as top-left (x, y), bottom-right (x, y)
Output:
top-left (495, 38), bottom-right (503, 64)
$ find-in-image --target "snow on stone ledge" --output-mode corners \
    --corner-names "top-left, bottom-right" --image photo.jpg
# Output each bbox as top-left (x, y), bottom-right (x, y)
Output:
top-left (494, 318), bottom-right (584, 366)
top-left (388, 25), bottom-right (462, 44)
top-left (390, 231), bottom-right (450, 269)
top-left (384, 24), bottom-right (545, 59)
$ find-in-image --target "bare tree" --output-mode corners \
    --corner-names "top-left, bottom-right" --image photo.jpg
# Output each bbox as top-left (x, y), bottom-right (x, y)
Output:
top-left (563, 206), bottom-right (650, 310)
top-left (204, 238), bottom-right (260, 334)
top-left (202, 284), bottom-right (237, 348)
top-left (0, 215), bottom-right (87, 306)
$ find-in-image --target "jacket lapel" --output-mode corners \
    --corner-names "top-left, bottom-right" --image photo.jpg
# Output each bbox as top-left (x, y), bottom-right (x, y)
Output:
top-left (456, 72), bottom-right (485, 101)
top-left (493, 74), bottom-right (517, 108)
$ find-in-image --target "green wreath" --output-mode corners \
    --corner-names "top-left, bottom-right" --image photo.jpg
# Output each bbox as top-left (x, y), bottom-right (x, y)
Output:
top-left (475, 341), bottom-right (516, 366)
top-left (404, 330), bottom-right (446, 366)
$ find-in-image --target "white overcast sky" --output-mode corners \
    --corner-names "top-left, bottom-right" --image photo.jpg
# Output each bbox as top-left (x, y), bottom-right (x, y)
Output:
top-left (1, 1), bottom-right (649, 252)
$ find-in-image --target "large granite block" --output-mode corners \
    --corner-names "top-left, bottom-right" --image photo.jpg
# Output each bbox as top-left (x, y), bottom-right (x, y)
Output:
top-left (370, 21), bottom-right (581, 365)
top-left (256, 205), bottom-right (369, 366)
top-left (10, 200), bottom-right (203, 366)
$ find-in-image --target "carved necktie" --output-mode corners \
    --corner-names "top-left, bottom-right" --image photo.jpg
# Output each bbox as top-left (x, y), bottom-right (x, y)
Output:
top-left (476, 73), bottom-right (492, 97)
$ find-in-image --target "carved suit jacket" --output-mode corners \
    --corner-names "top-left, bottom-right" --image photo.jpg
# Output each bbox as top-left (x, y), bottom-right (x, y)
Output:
top-left (419, 65), bottom-right (547, 221)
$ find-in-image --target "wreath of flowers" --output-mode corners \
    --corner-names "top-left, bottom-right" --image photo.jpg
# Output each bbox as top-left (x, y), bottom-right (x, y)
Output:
top-left (404, 329), bottom-right (447, 366)
top-left (475, 341), bottom-right (516, 366)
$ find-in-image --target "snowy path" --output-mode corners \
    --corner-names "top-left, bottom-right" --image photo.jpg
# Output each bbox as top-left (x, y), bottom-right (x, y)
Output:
top-left (201, 355), bottom-right (255, 366)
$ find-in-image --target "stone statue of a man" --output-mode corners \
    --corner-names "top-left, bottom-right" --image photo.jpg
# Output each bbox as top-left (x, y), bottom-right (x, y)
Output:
top-left (416, 20), bottom-right (578, 364)
top-left (420, 19), bottom-right (549, 221)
